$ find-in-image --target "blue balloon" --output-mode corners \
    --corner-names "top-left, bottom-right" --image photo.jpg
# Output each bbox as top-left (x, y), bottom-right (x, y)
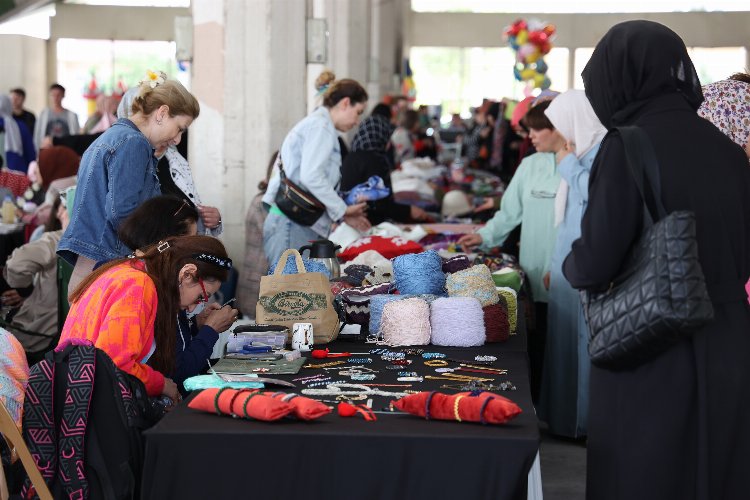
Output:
top-left (513, 65), bottom-right (522, 81)
top-left (535, 58), bottom-right (548, 74)
top-left (541, 76), bottom-right (552, 90)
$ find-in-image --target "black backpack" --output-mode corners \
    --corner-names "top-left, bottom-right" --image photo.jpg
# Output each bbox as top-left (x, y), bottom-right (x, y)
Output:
top-left (21, 342), bottom-right (157, 499)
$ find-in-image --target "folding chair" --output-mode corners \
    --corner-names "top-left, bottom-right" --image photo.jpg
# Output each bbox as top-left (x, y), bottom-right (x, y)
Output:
top-left (0, 401), bottom-right (52, 500)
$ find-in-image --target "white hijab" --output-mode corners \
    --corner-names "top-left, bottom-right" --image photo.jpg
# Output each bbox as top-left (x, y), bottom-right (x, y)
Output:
top-left (544, 90), bottom-right (607, 226)
top-left (0, 94), bottom-right (24, 157)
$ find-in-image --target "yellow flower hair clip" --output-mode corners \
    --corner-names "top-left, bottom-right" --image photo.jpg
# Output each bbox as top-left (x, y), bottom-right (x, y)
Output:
top-left (141, 70), bottom-right (166, 89)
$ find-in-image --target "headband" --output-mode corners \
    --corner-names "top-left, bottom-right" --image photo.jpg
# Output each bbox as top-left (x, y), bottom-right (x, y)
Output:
top-left (192, 252), bottom-right (233, 270)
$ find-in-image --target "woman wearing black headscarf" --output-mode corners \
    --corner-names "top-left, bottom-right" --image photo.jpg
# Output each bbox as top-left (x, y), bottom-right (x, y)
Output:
top-left (564, 21), bottom-right (750, 500)
top-left (340, 105), bottom-right (429, 224)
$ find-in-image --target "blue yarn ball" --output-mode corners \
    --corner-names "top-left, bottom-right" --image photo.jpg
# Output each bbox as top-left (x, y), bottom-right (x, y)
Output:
top-left (392, 250), bottom-right (446, 295)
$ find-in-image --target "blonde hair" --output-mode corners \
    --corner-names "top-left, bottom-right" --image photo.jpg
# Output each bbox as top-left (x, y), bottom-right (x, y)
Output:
top-left (131, 72), bottom-right (200, 119)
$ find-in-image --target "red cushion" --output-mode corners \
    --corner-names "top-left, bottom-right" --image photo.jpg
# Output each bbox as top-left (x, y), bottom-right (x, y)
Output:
top-left (338, 236), bottom-right (424, 262)
top-left (189, 389), bottom-right (292, 421)
top-left (393, 391), bottom-right (522, 425)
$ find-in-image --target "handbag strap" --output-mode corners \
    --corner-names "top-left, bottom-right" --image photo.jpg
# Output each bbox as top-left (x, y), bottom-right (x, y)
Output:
top-left (612, 126), bottom-right (668, 224)
top-left (273, 249), bottom-right (308, 276)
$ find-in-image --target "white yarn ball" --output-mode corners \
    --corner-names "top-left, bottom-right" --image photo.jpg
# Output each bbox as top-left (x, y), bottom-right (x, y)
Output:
top-left (430, 297), bottom-right (485, 347)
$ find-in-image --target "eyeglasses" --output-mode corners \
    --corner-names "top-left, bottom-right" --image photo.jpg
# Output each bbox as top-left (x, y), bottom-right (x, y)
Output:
top-left (196, 277), bottom-right (209, 304)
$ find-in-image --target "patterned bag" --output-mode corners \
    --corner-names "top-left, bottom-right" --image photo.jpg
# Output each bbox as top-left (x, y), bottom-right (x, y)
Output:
top-left (256, 249), bottom-right (340, 344)
top-left (22, 342), bottom-right (156, 500)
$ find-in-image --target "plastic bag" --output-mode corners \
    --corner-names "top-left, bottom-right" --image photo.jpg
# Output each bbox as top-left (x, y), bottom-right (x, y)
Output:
top-left (343, 176), bottom-right (390, 205)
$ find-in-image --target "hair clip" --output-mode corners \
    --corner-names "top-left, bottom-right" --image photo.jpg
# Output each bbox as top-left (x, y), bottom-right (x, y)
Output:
top-left (192, 252), bottom-right (233, 270)
top-left (157, 241), bottom-right (170, 253)
top-left (173, 198), bottom-right (190, 217)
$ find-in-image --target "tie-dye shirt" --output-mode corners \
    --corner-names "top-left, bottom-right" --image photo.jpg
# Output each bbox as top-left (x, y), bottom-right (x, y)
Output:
top-left (59, 260), bottom-right (164, 396)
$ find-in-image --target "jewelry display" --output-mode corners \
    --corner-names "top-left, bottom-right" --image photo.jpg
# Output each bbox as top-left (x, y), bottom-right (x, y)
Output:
top-left (421, 352), bottom-right (447, 359)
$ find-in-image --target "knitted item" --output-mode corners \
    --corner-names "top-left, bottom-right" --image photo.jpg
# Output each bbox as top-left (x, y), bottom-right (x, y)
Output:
top-left (442, 254), bottom-right (472, 274)
top-left (496, 287), bottom-right (518, 333)
top-left (446, 264), bottom-right (499, 307)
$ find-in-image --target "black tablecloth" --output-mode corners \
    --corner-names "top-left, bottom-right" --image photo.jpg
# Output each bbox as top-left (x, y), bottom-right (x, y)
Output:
top-left (142, 329), bottom-right (537, 500)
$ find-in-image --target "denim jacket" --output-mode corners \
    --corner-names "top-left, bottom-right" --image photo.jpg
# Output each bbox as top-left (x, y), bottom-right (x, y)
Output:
top-left (58, 119), bottom-right (160, 265)
top-left (262, 106), bottom-right (346, 236)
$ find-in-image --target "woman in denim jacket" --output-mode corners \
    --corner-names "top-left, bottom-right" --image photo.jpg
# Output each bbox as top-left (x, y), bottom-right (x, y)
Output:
top-left (58, 72), bottom-right (200, 294)
top-left (262, 72), bottom-right (371, 266)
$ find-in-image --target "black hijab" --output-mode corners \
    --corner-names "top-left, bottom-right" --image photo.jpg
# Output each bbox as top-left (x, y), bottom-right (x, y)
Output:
top-left (582, 20), bottom-right (703, 128)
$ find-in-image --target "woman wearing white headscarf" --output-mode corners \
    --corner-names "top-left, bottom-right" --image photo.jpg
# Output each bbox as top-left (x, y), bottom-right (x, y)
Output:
top-left (0, 94), bottom-right (36, 173)
top-left (538, 89), bottom-right (607, 438)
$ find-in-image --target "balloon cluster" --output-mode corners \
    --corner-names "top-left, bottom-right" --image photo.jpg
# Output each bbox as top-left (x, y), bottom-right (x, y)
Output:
top-left (504, 19), bottom-right (555, 90)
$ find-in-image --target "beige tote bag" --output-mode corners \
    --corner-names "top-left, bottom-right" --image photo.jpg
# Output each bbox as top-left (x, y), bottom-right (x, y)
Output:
top-left (256, 249), bottom-right (340, 344)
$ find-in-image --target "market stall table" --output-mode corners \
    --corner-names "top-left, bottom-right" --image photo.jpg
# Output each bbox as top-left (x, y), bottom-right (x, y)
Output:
top-left (142, 329), bottom-right (538, 500)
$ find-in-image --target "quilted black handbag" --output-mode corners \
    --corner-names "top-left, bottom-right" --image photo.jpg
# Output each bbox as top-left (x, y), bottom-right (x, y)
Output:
top-left (581, 126), bottom-right (714, 370)
top-left (274, 157), bottom-right (326, 226)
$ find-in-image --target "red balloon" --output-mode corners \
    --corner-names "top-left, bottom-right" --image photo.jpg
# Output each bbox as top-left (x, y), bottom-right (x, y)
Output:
top-left (540, 41), bottom-right (552, 55)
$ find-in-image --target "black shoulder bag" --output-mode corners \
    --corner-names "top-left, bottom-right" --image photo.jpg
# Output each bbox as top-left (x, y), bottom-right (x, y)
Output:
top-left (581, 126), bottom-right (714, 370)
top-left (274, 156), bottom-right (326, 226)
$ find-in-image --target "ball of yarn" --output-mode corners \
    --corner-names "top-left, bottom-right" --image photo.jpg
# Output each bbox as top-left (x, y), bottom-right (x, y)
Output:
top-left (392, 250), bottom-right (446, 295)
top-left (368, 294), bottom-right (412, 335)
top-left (442, 254), bottom-right (472, 274)
top-left (445, 264), bottom-right (499, 307)
top-left (496, 287), bottom-right (518, 333)
top-left (483, 302), bottom-right (510, 343)
top-left (430, 297), bottom-right (485, 347)
top-left (381, 298), bottom-right (431, 346)
top-left (269, 255), bottom-right (330, 278)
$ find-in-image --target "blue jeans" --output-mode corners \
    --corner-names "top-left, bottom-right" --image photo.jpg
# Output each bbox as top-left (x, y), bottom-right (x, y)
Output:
top-left (263, 212), bottom-right (319, 269)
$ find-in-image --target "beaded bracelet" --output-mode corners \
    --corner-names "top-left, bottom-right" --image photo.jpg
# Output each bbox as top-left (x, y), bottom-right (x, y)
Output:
top-left (351, 373), bottom-right (376, 381)
top-left (381, 353), bottom-right (406, 361)
top-left (398, 371), bottom-right (418, 377)
top-left (402, 348), bottom-right (424, 356)
top-left (301, 377), bottom-right (331, 385)
top-left (391, 359), bottom-right (412, 366)
top-left (228, 389), bottom-right (251, 418)
top-left (242, 392), bottom-right (263, 419)
top-left (386, 365), bottom-right (405, 370)
top-left (475, 355), bottom-right (497, 362)
top-left (422, 352), bottom-right (446, 359)
top-left (397, 376), bottom-right (423, 382)
top-left (347, 357), bottom-right (373, 364)
top-left (306, 379), bottom-right (346, 388)
top-left (424, 359), bottom-right (448, 367)
top-left (213, 387), bottom-right (233, 415)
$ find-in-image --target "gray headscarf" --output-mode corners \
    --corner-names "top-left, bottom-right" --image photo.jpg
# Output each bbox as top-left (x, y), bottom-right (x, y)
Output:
top-left (0, 94), bottom-right (24, 156)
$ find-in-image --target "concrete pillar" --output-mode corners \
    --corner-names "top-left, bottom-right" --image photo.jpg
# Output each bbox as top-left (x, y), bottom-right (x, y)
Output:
top-left (0, 35), bottom-right (47, 112)
top-left (191, 0), bottom-right (306, 262)
top-left (367, 0), bottom-right (400, 105)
